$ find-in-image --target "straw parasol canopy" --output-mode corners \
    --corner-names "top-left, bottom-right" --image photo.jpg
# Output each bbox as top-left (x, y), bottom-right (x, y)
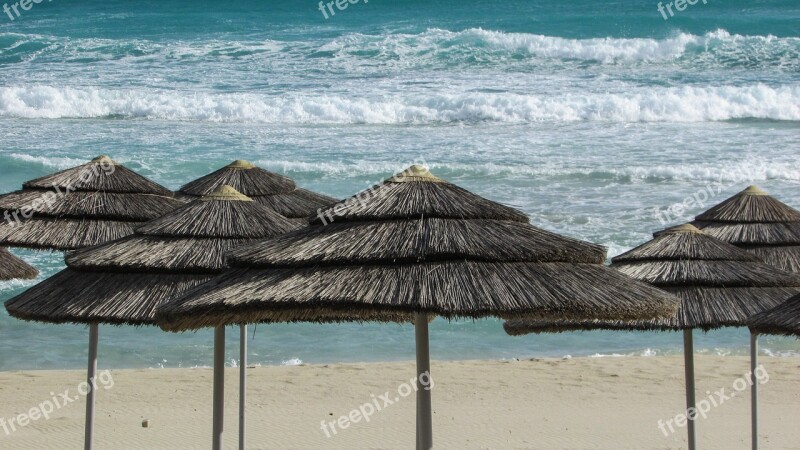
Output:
top-left (0, 155), bottom-right (183, 251)
top-left (613, 224), bottom-right (800, 329)
top-left (505, 223), bottom-right (800, 334)
top-left (747, 293), bottom-right (800, 337)
top-left (0, 247), bottom-right (38, 280)
top-left (157, 165), bottom-right (679, 331)
top-left (4, 185), bottom-right (299, 325)
top-left (692, 185), bottom-right (800, 273)
top-left (178, 160), bottom-right (337, 223)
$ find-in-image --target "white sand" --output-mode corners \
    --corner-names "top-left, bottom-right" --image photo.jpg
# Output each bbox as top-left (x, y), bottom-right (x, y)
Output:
top-left (0, 356), bottom-right (798, 449)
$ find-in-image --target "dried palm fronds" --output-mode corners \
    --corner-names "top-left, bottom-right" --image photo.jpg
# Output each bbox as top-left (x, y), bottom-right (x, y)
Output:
top-left (157, 165), bottom-right (679, 332)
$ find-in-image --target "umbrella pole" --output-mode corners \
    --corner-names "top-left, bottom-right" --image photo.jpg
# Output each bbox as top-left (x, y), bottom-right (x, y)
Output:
top-left (683, 329), bottom-right (697, 450)
top-left (750, 332), bottom-right (758, 450)
top-left (415, 313), bottom-right (433, 450)
top-left (213, 326), bottom-right (225, 450)
top-left (239, 325), bottom-right (246, 450)
top-left (84, 323), bottom-right (99, 450)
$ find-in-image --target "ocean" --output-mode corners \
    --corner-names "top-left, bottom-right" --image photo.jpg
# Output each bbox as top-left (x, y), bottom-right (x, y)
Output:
top-left (0, 0), bottom-right (798, 370)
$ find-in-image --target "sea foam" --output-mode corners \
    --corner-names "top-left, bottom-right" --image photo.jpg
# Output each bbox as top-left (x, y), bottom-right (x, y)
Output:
top-left (1, 84), bottom-right (798, 123)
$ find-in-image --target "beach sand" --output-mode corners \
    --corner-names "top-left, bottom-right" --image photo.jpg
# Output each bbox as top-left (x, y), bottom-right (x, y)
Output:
top-left (0, 356), bottom-right (798, 449)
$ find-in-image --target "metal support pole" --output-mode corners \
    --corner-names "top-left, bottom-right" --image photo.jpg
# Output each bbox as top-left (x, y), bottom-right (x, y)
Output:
top-left (84, 324), bottom-right (99, 450)
top-left (415, 313), bottom-right (433, 450)
top-left (213, 326), bottom-right (225, 450)
top-left (750, 332), bottom-right (759, 450)
top-left (239, 325), bottom-right (247, 450)
top-left (684, 329), bottom-right (697, 450)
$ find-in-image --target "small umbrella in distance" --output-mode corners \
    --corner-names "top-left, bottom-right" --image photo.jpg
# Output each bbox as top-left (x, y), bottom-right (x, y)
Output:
top-left (178, 159), bottom-right (337, 448)
top-left (0, 155), bottom-right (183, 250)
top-left (178, 159), bottom-right (337, 224)
top-left (692, 185), bottom-right (800, 274)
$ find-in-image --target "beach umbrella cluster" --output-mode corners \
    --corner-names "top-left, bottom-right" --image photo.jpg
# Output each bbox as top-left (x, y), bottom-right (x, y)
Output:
top-left (5, 184), bottom-right (298, 449)
top-left (2, 157), bottom-right (798, 450)
top-left (506, 196), bottom-right (800, 450)
top-left (503, 224), bottom-right (800, 450)
top-left (692, 185), bottom-right (800, 450)
top-left (156, 164), bottom-right (679, 449)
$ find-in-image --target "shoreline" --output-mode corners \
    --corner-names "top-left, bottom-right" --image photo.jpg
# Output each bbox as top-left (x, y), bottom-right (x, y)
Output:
top-left (2, 350), bottom-right (800, 373)
top-left (1, 356), bottom-right (798, 449)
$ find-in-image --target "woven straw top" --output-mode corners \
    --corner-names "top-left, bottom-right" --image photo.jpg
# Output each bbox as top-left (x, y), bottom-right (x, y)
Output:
top-left (661, 223), bottom-right (702, 234)
top-left (387, 165), bottom-right (445, 183)
top-left (227, 160), bottom-right (256, 170)
top-left (741, 185), bottom-right (768, 196)
top-left (201, 185), bottom-right (252, 202)
top-left (90, 155), bottom-right (118, 165)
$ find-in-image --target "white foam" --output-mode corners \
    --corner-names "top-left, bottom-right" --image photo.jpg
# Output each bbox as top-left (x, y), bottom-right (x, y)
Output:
top-left (281, 358), bottom-right (303, 366)
top-left (1, 84), bottom-right (798, 123)
top-left (252, 159), bottom-right (800, 185)
top-left (8, 153), bottom-right (87, 170)
top-left (761, 348), bottom-right (800, 357)
top-left (319, 28), bottom-right (800, 66)
top-left (589, 353), bottom-right (625, 358)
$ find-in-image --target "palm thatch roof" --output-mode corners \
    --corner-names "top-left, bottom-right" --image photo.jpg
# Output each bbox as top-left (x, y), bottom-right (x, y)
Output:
top-left (747, 293), bottom-right (800, 337)
top-left (178, 160), bottom-right (337, 221)
top-left (0, 248), bottom-right (38, 280)
top-left (611, 224), bottom-right (800, 329)
top-left (4, 185), bottom-right (300, 326)
top-left (692, 186), bottom-right (800, 273)
top-left (156, 165), bottom-right (679, 332)
top-left (0, 155), bottom-right (183, 250)
top-left (503, 223), bottom-right (800, 335)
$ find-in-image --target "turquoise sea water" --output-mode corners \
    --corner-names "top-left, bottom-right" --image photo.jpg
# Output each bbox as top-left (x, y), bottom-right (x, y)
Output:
top-left (0, 0), bottom-right (799, 370)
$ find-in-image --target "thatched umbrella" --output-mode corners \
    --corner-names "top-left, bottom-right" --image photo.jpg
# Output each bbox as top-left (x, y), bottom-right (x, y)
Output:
top-left (157, 165), bottom-right (679, 450)
top-left (4, 185), bottom-right (298, 450)
top-left (179, 159), bottom-right (337, 448)
top-left (0, 247), bottom-right (38, 280)
top-left (692, 185), bottom-right (800, 449)
top-left (178, 159), bottom-right (337, 224)
top-left (748, 293), bottom-right (800, 337)
top-left (506, 224), bottom-right (800, 450)
top-left (746, 292), bottom-right (800, 450)
top-left (693, 185), bottom-right (800, 274)
top-left (0, 155), bottom-right (183, 250)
